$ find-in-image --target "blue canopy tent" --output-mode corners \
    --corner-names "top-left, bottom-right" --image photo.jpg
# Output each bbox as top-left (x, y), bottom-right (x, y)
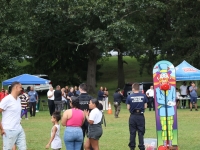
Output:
top-left (2, 74), bottom-right (49, 86)
top-left (175, 60), bottom-right (200, 81)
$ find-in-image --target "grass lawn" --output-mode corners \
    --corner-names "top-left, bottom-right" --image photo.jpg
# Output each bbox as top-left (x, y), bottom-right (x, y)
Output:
top-left (0, 56), bottom-right (200, 149)
top-left (0, 104), bottom-right (199, 150)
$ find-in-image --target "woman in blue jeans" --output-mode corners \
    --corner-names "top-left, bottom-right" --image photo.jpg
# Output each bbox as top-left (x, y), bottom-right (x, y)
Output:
top-left (61, 96), bottom-right (85, 150)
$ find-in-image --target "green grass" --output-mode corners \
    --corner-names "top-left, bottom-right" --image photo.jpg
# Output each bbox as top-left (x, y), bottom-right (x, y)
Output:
top-left (0, 105), bottom-right (199, 150)
top-left (1, 56), bottom-right (200, 149)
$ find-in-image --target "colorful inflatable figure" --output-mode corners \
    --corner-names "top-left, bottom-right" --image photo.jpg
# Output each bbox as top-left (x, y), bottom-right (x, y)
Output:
top-left (153, 61), bottom-right (178, 150)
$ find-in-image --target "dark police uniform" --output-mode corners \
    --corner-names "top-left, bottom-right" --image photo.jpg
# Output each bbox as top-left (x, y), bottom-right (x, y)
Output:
top-left (113, 91), bottom-right (123, 118)
top-left (78, 93), bottom-right (93, 150)
top-left (126, 92), bottom-right (148, 150)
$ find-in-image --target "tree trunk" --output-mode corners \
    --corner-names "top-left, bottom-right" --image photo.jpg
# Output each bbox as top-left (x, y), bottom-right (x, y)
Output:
top-left (117, 51), bottom-right (125, 89)
top-left (86, 48), bottom-right (98, 94)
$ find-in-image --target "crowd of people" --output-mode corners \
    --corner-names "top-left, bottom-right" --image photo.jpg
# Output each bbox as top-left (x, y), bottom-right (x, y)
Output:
top-left (0, 82), bottom-right (104, 150)
top-left (177, 81), bottom-right (198, 111)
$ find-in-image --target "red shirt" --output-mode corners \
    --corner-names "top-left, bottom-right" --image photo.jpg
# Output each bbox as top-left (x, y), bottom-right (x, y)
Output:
top-left (0, 92), bottom-right (5, 101)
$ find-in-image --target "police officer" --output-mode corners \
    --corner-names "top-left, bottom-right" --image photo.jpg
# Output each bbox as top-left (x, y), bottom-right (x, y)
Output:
top-left (113, 88), bottom-right (123, 118)
top-left (78, 83), bottom-right (93, 150)
top-left (126, 83), bottom-right (148, 150)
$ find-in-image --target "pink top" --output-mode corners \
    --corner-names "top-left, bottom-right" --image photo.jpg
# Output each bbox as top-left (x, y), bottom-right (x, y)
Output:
top-left (66, 108), bottom-right (84, 127)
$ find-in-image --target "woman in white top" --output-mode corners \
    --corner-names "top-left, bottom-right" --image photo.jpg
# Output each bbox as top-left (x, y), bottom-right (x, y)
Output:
top-left (46, 111), bottom-right (62, 150)
top-left (47, 87), bottom-right (55, 116)
top-left (61, 88), bottom-right (67, 111)
top-left (84, 99), bottom-right (103, 150)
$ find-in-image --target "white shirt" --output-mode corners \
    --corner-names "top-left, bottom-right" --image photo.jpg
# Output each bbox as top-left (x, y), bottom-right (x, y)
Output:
top-left (0, 94), bottom-right (22, 130)
top-left (47, 90), bottom-right (54, 100)
top-left (176, 91), bottom-right (180, 99)
top-left (51, 124), bottom-right (62, 149)
top-left (62, 92), bottom-right (66, 101)
top-left (89, 108), bottom-right (102, 124)
top-left (146, 89), bottom-right (154, 97)
top-left (180, 85), bottom-right (187, 95)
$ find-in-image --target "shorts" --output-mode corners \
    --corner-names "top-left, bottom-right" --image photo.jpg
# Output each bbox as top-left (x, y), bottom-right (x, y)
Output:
top-left (88, 124), bottom-right (102, 140)
top-left (3, 127), bottom-right (26, 150)
top-left (190, 97), bottom-right (197, 103)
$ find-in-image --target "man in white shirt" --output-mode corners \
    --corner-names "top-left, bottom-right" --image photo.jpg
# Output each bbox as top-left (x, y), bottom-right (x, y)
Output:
top-left (0, 81), bottom-right (27, 150)
top-left (47, 86), bottom-right (55, 116)
top-left (146, 85), bottom-right (155, 111)
top-left (180, 81), bottom-right (188, 109)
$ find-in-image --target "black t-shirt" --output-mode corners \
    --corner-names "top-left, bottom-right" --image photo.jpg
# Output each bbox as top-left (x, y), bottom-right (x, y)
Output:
top-left (113, 92), bottom-right (123, 103)
top-left (54, 90), bottom-right (62, 101)
top-left (78, 93), bottom-right (93, 111)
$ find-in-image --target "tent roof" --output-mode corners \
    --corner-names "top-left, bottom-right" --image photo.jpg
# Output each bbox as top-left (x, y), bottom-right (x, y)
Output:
top-left (2, 74), bottom-right (49, 85)
top-left (175, 60), bottom-right (200, 81)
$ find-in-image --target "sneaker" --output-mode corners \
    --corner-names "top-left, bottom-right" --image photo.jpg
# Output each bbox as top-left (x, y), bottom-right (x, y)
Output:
top-left (181, 106), bottom-right (183, 109)
top-left (25, 118), bottom-right (29, 120)
top-left (195, 109), bottom-right (198, 111)
top-left (184, 106), bottom-right (187, 109)
top-left (190, 109), bottom-right (192, 111)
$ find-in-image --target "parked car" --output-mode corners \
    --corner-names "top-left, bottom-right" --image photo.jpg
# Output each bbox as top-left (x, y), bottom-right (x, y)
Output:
top-left (102, 50), bottom-right (118, 56)
top-left (22, 74), bottom-right (52, 92)
top-left (121, 82), bottom-right (153, 103)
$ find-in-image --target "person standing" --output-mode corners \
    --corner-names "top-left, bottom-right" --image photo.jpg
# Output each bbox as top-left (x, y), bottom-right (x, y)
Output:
top-left (46, 111), bottom-right (62, 150)
top-left (104, 87), bottom-right (109, 111)
top-left (61, 96), bottom-right (85, 150)
top-left (0, 88), bottom-right (5, 101)
top-left (126, 83), bottom-right (148, 150)
top-left (78, 83), bottom-right (93, 150)
top-left (28, 86), bottom-right (38, 117)
top-left (97, 86), bottom-right (105, 109)
top-left (67, 87), bottom-right (75, 109)
top-left (180, 81), bottom-right (188, 109)
top-left (20, 88), bottom-right (29, 120)
top-left (0, 81), bottom-right (27, 149)
top-left (189, 82), bottom-right (198, 111)
top-left (54, 85), bottom-right (62, 112)
top-left (47, 86), bottom-right (55, 116)
top-left (84, 99), bottom-right (103, 150)
top-left (146, 85), bottom-right (154, 111)
top-left (113, 88), bottom-right (123, 118)
top-left (61, 88), bottom-right (67, 111)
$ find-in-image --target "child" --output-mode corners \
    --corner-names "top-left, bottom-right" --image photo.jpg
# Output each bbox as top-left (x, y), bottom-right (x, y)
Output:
top-left (176, 88), bottom-right (180, 108)
top-left (46, 111), bottom-right (62, 150)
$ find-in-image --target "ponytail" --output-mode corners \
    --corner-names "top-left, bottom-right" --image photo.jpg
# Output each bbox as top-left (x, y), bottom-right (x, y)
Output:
top-left (90, 98), bottom-right (103, 110)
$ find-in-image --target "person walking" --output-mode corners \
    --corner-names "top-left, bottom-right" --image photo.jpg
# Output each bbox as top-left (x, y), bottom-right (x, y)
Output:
top-left (84, 99), bottom-right (103, 150)
top-left (54, 85), bottom-right (62, 112)
top-left (78, 83), bottom-right (93, 150)
top-left (146, 85), bottom-right (154, 111)
top-left (47, 86), bottom-right (55, 116)
top-left (126, 83), bottom-right (148, 150)
top-left (61, 96), bottom-right (85, 150)
top-left (46, 111), bottom-right (62, 150)
top-left (28, 86), bottom-right (38, 117)
top-left (0, 81), bottom-right (27, 150)
top-left (189, 82), bottom-right (198, 111)
top-left (113, 88), bottom-right (123, 118)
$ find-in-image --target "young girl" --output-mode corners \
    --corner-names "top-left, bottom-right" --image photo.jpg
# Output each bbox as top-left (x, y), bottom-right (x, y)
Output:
top-left (84, 99), bottom-right (103, 150)
top-left (46, 111), bottom-right (62, 150)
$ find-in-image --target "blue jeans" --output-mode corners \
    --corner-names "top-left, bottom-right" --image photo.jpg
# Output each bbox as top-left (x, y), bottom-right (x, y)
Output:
top-left (64, 127), bottom-right (83, 150)
top-left (3, 127), bottom-right (26, 150)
